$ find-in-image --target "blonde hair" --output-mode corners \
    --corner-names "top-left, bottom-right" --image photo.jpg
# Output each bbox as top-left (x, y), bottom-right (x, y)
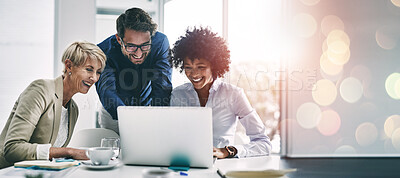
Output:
top-left (61, 41), bottom-right (107, 73)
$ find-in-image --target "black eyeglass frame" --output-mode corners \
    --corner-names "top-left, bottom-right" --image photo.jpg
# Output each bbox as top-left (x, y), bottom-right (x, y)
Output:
top-left (120, 37), bottom-right (152, 53)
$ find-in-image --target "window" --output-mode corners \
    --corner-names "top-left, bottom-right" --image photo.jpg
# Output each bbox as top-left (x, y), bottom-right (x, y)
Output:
top-left (165, 0), bottom-right (282, 153)
top-left (285, 0), bottom-right (400, 156)
top-left (164, 0), bottom-right (223, 87)
top-left (0, 0), bottom-right (54, 129)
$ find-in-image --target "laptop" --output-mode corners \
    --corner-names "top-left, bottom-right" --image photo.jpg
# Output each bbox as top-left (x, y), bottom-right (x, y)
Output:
top-left (117, 106), bottom-right (214, 168)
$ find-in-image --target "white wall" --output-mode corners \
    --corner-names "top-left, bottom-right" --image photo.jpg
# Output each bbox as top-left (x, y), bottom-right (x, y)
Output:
top-left (0, 0), bottom-right (54, 129)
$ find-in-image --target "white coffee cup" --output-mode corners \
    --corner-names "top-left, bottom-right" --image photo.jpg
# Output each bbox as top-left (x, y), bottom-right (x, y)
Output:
top-left (86, 147), bottom-right (114, 165)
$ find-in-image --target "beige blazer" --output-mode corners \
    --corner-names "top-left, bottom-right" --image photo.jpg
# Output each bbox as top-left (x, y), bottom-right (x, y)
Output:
top-left (0, 76), bottom-right (78, 168)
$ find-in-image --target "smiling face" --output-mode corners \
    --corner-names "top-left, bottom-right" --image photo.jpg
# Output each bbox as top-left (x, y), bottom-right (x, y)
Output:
top-left (184, 58), bottom-right (214, 91)
top-left (69, 57), bottom-right (102, 94)
top-left (117, 29), bottom-right (151, 65)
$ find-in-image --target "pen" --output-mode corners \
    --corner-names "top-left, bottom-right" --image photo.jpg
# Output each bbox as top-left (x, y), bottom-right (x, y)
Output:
top-left (53, 158), bottom-right (76, 162)
top-left (216, 169), bottom-right (226, 178)
top-left (179, 171), bottom-right (188, 176)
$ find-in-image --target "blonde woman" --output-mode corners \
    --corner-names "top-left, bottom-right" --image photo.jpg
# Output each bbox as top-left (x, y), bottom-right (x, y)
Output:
top-left (0, 41), bottom-right (106, 168)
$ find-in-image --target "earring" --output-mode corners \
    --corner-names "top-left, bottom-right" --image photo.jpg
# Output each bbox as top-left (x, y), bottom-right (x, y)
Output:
top-left (69, 72), bottom-right (72, 75)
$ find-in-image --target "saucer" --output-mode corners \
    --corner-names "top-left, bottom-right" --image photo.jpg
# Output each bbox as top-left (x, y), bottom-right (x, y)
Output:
top-left (81, 160), bottom-right (119, 170)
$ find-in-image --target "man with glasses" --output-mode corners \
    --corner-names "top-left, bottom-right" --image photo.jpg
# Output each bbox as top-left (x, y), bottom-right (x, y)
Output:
top-left (96, 7), bottom-right (172, 133)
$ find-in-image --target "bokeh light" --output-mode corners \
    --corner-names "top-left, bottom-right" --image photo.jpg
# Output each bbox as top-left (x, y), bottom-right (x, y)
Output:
top-left (320, 52), bottom-right (343, 76)
top-left (329, 40), bottom-right (349, 54)
top-left (312, 79), bottom-right (337, 106)
top-left (299, 0), bottom-right (320, 6)
top-left (384, 115), bottom-right (400, 138)
top-left (292, 13), bottom-right (317, 38)
top-left (317, 109), bottom-right (341, 136)
top-left (395, 79), bottom-right (400, 99)
top-left (355, 122), bottom-right (378, 147)
top-left (334, 145), bottom-right (356, 154)
top-left (392, 128), bottom-right (400, 151)
top-left (296, 102), bottom-right (321, 129)
top-left (376, 26), bottom-right (398, 50)
top-left (327, 30), bottom-right (350, 46)
top-left (340, 77), bottom-right (363, 103)
top-left (350, 65), bottom-right (372, 95)
top-left (392, 0), bottom-right (400, 7)
top-left (385, 73), bottom-right (400, 100)
top-left (327, 46), bottom-right (351, 66)
top-left (326, 30), bottom-right (351, 65)
top-left (321, 15), bottom-right (345, 37)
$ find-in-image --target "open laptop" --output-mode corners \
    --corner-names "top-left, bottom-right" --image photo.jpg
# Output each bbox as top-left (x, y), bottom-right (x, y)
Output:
top-left (117, 106), bottom-right (214, 168)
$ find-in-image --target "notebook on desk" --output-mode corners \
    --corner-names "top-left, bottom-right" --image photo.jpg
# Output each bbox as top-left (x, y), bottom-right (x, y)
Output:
top-left (14, 160), bottom-right (80, 170)
top-left (117, 106), bottom-right (213, 168)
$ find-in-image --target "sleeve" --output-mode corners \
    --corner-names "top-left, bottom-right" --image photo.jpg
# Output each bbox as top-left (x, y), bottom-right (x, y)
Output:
top-left (170, 89), bottom-right (186, 106)
top-left (170, 90), bottom-right (178, 106)
top-left (232, 89), bottom-right (272, 158)
top-left (96, 63), bottom-right (126, 120)
top-left (3, 83), bottom-right (49, 163)
top-left (36, 144), bottom-right (51, 160)
top-left (150, 35), bottom-right (172, 106)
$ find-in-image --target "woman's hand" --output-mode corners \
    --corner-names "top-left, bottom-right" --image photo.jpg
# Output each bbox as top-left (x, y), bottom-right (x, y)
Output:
top-left (213, 147), bottom-right (229, 159)
top-left (49, 147), bottom-right (89, 160)
top-left (68, 148), bottom-right (89, 160)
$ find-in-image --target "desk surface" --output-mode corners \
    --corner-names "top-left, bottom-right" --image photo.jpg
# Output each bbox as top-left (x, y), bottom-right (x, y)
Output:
top-left (2, 156), bottom-right (400, 177)
top-left (0, 156), bottom-right (280, 178)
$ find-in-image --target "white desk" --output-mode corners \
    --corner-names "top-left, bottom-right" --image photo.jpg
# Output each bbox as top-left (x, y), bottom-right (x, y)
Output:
top-left (0, 156), bottom-right (281, 178)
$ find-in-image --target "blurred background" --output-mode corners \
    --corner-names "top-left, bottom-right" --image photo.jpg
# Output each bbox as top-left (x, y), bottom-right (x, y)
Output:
top-left (0, 0), bottom-right (399, 157)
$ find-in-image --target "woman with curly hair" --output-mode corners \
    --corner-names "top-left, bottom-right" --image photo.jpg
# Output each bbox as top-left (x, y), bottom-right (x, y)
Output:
top-left (170, 27), bottom-right (271, 158)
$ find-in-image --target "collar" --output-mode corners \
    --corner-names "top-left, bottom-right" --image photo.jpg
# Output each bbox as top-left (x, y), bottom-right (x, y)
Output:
top-left (54, 75), bottom-right (63, 99)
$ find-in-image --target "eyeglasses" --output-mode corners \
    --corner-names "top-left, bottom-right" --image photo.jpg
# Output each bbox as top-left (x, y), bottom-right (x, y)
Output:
top-left (120, 38), bottom-right (151, 53)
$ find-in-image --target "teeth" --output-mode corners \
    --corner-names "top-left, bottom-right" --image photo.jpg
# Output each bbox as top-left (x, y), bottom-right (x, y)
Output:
top-left (83, 81), bottom-right (92, 87)
top-left (193, 78), bottom-right (202, 82)
top-left (132, 55), bottom-right (142, 59)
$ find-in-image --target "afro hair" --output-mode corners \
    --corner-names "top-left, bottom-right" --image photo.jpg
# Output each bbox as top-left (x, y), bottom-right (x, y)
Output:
top-left (171, 27), bottom-right (231, 78)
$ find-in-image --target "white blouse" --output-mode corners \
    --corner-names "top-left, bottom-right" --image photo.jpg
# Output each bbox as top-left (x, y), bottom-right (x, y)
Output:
top-left (36, 106), bottom-right (69, 160)
top-left (171, 79), bottom-right (272, 157)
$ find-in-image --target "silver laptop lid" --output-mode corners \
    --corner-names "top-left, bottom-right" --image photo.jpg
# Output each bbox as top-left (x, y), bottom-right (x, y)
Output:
top-left (117, 106), bottom-right (213, 168)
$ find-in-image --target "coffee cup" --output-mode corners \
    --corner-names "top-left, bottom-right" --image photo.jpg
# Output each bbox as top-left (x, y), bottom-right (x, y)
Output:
top-left (86, 147), bottom-right (114, 165)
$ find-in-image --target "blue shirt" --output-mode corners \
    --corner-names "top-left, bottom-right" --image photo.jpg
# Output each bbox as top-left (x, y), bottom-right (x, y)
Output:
top-left (96, 32), bottom-right (172, 120)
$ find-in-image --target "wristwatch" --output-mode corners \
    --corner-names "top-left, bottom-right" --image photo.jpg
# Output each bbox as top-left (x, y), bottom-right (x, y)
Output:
top-left (225, 146), bottom-right (237, 158)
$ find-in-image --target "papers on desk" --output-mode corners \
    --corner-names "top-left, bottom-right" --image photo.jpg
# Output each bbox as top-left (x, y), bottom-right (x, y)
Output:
top-left (215, 156), bottom-right (296, 178)
top-left (221, 169), bottom-right (296, 178)
top-left (14, 160), bottom-right (80, 170)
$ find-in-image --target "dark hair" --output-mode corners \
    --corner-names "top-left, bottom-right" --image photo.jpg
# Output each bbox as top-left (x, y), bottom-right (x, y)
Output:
top-left (171, 27), bottom-right (230, 78)
top-left (116, 7), bottom-right (157, 39)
